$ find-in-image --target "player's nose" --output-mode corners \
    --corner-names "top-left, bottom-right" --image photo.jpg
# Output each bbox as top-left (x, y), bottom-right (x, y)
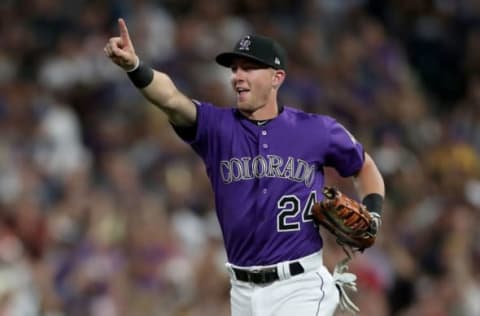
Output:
top-left (231, 69), bottom-right (246, 83)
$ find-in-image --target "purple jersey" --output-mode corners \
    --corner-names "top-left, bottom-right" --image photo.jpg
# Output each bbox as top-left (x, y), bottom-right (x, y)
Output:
top-left (179, 102), bottom-right (364, 266)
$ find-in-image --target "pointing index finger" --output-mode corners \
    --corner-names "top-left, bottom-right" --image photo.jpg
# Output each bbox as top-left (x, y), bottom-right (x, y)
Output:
top-left (118, 18), bottom-right (132, 46)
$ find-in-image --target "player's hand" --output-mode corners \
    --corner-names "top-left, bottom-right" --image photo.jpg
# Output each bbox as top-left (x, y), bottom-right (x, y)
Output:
top-left (104, 18), bottom-right (138, 71)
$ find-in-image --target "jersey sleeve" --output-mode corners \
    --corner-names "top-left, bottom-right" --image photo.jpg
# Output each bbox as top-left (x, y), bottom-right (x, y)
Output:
top-left (324, 117), bottom-right (365, 177)
top-left (172, 100), bottom-right (220, 160)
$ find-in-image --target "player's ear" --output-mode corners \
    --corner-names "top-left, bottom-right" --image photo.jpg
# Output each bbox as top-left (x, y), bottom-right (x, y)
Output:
top-left (272, 69), bottom-right (286, 88)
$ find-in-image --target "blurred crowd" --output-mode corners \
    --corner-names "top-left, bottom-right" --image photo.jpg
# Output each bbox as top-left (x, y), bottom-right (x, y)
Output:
top-left (0, 0), bottom-right (479, 315)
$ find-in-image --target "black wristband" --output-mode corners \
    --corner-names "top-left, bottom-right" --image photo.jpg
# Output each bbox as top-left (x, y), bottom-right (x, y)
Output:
top-left (362, 193), bottom-right (383, 216)
top-left (127, 61), bottom-right (154, 88)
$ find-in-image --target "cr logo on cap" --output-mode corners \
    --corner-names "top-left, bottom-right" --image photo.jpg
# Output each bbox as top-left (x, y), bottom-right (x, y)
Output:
top-left (238, 36), bottom-right (251, 51)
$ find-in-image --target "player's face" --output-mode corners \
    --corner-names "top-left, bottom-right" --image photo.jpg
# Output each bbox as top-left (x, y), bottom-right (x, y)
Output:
top-left (230, 58), bottom-right (280, 115)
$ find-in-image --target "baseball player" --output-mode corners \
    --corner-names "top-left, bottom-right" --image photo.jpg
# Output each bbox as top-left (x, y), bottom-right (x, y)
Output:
top-left (105, 18), bottom-right (385, 316)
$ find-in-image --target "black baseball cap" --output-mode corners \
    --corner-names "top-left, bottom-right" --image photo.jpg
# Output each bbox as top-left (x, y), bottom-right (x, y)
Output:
top-left (216, 35), bottom-right (287, 70)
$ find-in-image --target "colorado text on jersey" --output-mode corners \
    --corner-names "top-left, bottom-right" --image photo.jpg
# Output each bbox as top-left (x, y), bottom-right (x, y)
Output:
top-left (220, 154), bottom-right (316, 187)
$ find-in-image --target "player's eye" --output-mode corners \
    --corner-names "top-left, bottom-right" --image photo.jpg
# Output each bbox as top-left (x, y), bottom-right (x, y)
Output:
top-left (247, 63), bottom-right (269, 71)
top-left (231, 63), bottom-right (266, 72)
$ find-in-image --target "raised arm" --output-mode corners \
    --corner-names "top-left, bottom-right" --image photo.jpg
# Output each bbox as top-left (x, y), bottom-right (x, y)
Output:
top-left (104, 18), bottom-right (196, 127)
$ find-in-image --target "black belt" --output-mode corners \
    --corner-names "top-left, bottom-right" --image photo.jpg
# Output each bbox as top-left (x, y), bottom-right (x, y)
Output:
top-left (232, 261), bottom-right (305, 284)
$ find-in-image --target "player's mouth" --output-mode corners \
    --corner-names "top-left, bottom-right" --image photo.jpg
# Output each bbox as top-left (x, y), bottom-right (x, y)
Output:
top-left (236, 87), bottom-right (250, 99)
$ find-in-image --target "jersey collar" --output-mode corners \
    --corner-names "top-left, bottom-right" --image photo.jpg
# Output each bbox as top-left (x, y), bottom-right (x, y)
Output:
top-left (235, 105), bottom-right (284, 126)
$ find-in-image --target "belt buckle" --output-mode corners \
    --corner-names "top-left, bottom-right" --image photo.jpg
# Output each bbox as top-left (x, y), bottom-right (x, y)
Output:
top-left (248, 269), bottom-right (265, 283)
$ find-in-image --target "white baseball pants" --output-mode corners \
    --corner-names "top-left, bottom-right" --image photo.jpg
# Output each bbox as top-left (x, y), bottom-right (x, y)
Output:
top-left (226, 251), bottom-right (339, 316)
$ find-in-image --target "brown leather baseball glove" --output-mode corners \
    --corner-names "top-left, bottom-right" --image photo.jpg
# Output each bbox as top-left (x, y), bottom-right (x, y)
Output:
top-left (312, 187), bottom-right (379, 252)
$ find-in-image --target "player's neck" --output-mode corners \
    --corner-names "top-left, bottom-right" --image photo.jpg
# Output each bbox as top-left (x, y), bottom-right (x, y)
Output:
top-left (240, 102), bottom-right (280, 121)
